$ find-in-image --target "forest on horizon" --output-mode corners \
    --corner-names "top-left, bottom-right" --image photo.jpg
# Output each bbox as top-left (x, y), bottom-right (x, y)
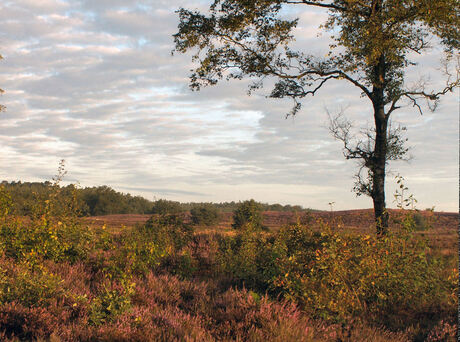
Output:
top-left (1, 180), bottom-right (309, 217)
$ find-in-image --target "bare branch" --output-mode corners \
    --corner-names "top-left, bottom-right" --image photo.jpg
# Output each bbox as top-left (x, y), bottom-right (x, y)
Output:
top-left (386, 57), bottom-right (459, 117)
top-left (272, 68), bottom-right (372, 99)
top-left (328, 108), bottom-right (410, 197)
top-left (404, 93), bottom-right (425, 115)
top-left (284, 1), bottom-right (347, 11)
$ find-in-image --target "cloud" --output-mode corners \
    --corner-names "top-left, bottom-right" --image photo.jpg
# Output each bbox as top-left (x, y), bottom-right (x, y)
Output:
top-left (0, 0), bottom-right (457, 211)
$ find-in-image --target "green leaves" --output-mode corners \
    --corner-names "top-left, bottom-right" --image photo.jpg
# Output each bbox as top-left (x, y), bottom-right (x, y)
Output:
top-left (232, 199), bottom-right (265, 231)
top-left (175, 0), bottom-right (458, 112)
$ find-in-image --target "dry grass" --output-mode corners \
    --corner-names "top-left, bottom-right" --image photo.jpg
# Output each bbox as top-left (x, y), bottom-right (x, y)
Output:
top-left (82, 209), bottom-right (458, 255)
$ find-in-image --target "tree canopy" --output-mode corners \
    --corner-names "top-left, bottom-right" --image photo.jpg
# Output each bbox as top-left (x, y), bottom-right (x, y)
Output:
top-left (174, 0), bottom-right (459, 234)
top-left (175, 0), bottom-right (457, 114)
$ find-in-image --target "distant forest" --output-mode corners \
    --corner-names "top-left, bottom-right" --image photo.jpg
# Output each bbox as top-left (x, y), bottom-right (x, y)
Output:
top-left (1, 181), bottom-right (310, 216)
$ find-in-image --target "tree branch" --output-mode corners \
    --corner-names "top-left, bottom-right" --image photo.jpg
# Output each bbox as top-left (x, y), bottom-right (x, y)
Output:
top-left (283, 0), bottom-right (346, 11)
top-left (271, 68), bottom-right (372, 99)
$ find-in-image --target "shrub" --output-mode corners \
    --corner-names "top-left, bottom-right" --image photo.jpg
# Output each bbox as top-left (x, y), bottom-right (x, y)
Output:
top-left (0, 185), bottom-right (92, 264)
top-left (217, 231), bottom-right (275, 290)
top-left (106, 228), bottom-right (167, 277)
top-left (89, 277), bottom-right (136, 325)
top-left (232, 199), bottom-right (265, 231)
top-left (411, 211), bottom-right (432, 231)
top-left (144, 214), bottom-right (193, 252)
top-left (0, 259), bottom-right (66, 308)
top-left (270, 222), bottom-right (457, 331)
top-left (151, 199), bottom-right (183, 216)
top-left (190, 204), bottom-right (220, 226)
top-left (98, 215), bottom-right (195, 278)
top-left (0, 302), bottom-right (57, 341)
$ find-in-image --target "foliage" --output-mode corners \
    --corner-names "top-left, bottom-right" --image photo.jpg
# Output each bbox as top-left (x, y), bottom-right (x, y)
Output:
top-left (190, 203), bottom-right (220, 226)
top-left (0, 170), bottom-right (456, 341)
top-left (103, 215), bottom-right (194, 278)
top-left (144, 214), bottom-right (193, 251)
top-left (217, 230), bottom-right (275, 290)
top-left (232, 199), bottom-right (266, 231)
top-left (0, 259), bottom-right (65, 308)
top-left (0, 179), bottom-right (91, 264)
top-left (174, 0), bottom-right (459, 234)
top-left (271, 223), bottom-right (456, 330)
top-left (150, 199), bottom-right (183, 216)
top-left (1, 181), bottom-right (154, 217)
top-left (89, 276), bottom-right (136, 325)
top-left (79, 186), bottom-right (153, 216)
top-left (2, 180), bottom-right (312, 217)
top-left (182, 200), bottom-right (308, 213)
top-left (215, 218), bottom-right (457, 338)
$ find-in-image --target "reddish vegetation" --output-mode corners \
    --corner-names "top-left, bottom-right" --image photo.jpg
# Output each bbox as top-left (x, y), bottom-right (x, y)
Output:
top-left (84, 209), bottom-right (458, 231)
top-left (83, 209), bottom-right (458, 258)
top-left (1, 205), bottom-right (456, 341)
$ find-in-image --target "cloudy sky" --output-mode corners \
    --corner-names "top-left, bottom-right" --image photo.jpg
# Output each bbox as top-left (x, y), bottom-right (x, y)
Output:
top-left (1, 0), bottom-right (458, 211)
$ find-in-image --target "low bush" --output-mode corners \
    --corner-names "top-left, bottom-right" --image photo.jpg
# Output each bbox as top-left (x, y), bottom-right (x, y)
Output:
top-left (0, 185), bottom-right (91, 264)
top-left (271, 223), bottom-right (457, 333)
top-left (89, 276), bottom-right (136, 326)
top-left (217, 231), bottom-right (276, 290)
top-left (151, 199), bottom-right (183, 216)
top-left (0, 302), bottom-right (58, 341)
top-left (0, 258), bottom-right (65, 308)
top-left (232, 199), bottom-right (265, 231)
top-left (88, 214), bottom-right (196, 279)
top-left (0, 176), bottom-right (456, 341)
top-left (212, 219), bottom-right (457, 338)
top-left (190, 204), bottom-right (220, 226)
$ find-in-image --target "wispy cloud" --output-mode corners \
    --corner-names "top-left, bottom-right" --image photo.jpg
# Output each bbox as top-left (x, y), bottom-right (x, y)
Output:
top-left (0, 0), bottom-right (457, 211)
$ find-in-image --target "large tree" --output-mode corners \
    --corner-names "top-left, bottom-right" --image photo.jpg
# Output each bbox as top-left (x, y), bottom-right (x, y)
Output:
top-left (173, 0), bottom-right (459, 235)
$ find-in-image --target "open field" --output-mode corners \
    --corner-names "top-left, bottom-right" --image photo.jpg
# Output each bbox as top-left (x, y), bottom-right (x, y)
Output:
top-left (84, 209), bottom-right (458, 254)
top-left (84, 209), bottom-right (458, 231)
top-left (1, 196), bottom-right (457, 341)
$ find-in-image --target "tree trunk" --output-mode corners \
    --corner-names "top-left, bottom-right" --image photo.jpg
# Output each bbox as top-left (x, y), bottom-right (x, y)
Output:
top-left (370, 47), bottom-right (390, 236)
top-left (372, 99), bottom-right (389, 235)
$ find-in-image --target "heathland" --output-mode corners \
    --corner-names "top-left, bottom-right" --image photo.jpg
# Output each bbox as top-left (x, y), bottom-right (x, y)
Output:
top-left (0, 179), bottom-right (457, 341)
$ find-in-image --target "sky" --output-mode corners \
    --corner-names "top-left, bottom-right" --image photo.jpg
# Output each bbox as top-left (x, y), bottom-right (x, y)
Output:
top-left (0, 0), bottom-right (458, 211)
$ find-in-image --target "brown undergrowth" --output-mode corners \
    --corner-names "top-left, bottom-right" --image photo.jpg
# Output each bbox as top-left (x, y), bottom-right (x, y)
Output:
top-left (0, 183), bottom-right (457, 341)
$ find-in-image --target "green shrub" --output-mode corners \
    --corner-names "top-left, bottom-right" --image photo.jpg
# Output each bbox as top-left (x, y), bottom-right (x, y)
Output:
top-left (270, 222), bottom-right (456, 330)
top-left (144, 214), bottom-right (193, 251)
top-left (100, 215), bottom-right (195, 278)
top-left (412, 211), bottom-right (431, 231)
top-left (231, 199), bottom-right (265, 231)
top-left (89, 277), bottom-right (136, 325)
top-left (151, 199), bottom-right (183, 216)
top-left (0, 184), bottom-right (91, 264)
top-left (107, 228), bottom-right (167, 277)
top-left (190, 204), bottom-right (220, 226)
top-left (0, 260), bottom-right (65, 307)
top-left (217, 231), bottom-right (276, 290)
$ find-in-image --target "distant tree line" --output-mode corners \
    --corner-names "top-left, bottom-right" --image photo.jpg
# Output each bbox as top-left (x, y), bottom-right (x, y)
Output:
top-left (1, 181), bottom-right (152, 216)
top-left (1, 181), bottom-right (311, 217)
top-left (180, 201), bottom-right (309, 213)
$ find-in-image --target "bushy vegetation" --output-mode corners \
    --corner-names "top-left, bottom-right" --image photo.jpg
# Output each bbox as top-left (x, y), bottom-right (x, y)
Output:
top-left (80, 186), bottom-right (153, 216)
top-left (182, 201), bottom-right (308, 213)
top-left (2, 181), bottom-right (153, 216)
top-left (150, 199), bottom-right (183, 216)
top-left (0, 175), bottom-right (457, 341)
top-left (2, 181), bottom-right (311, 218)
top-left (190, 204), bottom-right (220, 226)
top-left (232, 199), bottom-right (266, 231)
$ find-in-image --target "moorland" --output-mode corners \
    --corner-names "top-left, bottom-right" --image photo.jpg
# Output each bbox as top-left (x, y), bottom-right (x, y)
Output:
top-left (0, 180), bottom-right (457, 341)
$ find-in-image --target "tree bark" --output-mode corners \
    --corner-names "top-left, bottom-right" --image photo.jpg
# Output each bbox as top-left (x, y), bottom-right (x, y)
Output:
top-left (372, 102), bottom-right (389, 235)
top-left (370, 48), bottom-right (390, 235)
